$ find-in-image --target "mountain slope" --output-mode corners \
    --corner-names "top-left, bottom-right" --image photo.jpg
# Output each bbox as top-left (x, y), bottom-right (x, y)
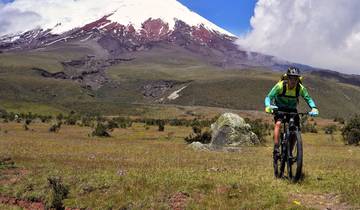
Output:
top-left (0, 0), bottom-right (359, 118)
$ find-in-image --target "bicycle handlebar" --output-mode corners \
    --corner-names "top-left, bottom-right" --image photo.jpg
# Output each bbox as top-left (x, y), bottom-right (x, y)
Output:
top-left (272, 110), bottom-right (309, 116)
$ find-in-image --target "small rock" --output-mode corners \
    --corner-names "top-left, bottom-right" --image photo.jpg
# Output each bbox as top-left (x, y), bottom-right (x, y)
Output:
top-left (188, 142), bottom-right (210, 151)
top-left (117, 169), bottom-right (126, 176)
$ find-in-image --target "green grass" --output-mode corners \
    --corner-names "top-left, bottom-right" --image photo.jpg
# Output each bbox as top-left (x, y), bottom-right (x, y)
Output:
top-left (0, 42), bottom-right (104, 73)
top-left (1, 46), bottom-right (360, 119)
top-left (0, 121), bottom-right (359, 209)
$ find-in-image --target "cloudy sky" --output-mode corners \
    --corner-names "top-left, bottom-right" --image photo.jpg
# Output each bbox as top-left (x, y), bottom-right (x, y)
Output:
top-left (0, 0), bottom-right (360, 74)
top-left (237, 0), bottom-right (360, 74)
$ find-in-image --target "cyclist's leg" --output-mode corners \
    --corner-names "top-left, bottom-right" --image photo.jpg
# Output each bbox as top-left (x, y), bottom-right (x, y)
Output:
top-left (273, 120), bottom-right (282, 156)
top-left (274, 120), bottom-right (282, 145)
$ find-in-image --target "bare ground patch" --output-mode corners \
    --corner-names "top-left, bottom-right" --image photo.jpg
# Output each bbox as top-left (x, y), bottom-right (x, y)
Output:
top-left (289, 193), bottom-right (355, 210)
top-left (169, 192), bottom-right (190, 210)
top-left (0, 196), bottom-right (45, 210)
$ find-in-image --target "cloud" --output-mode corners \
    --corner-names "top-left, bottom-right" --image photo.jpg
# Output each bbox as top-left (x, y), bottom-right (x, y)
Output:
top-left (0, 0), bottom-right (116, 36)
top-left (237, 0), bottom-right (360, 74)
top-left (0, 8), bottom-right (41, 35)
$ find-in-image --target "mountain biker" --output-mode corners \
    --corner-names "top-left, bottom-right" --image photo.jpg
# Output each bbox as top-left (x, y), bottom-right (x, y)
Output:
top-left (264, 67), bottom-right (319, 158)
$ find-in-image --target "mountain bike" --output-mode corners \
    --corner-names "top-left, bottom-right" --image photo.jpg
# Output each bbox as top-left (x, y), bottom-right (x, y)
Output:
top-left (273, 111), bottom-right (308, 182)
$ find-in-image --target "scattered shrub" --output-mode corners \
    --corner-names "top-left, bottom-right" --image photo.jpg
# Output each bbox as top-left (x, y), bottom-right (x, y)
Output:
top-left (39, 115), bottom-right (52, 123)
top-left (324, 124), bottom-right (337, 134)
top-left (342, 115), bottom-right (360, 145)
top-left (113, 117), bottom-right (132, 129)
top-left (56, 113), bottom-right (64, 121)
top-left (301, 116), bottom-right (318, 133)
top-left (244, 118), bottom-right (270, 143)
top-left (64, 114), bottom-right (78, 125)
top-left (107, 119), bottom-right (119, 130)
top-left (192, 125), bottom-right (202, 135)
top-left (334, 116), bottom-right (345, 124)
top-left (184, 127), bottom-right (212, 144)
top-left (25, 119), bottom-right (32, 125)
top-left (92, 122), bottom-right (111, 137)
top-left (49, 122), bottom-right (62, 133)
top-left (158, 124), bottom-right (165, 132)
top-left (47, 176), bottom-right (69, 210)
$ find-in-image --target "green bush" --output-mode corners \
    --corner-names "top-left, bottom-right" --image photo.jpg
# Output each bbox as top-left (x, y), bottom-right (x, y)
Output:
top-left (244, 118), bottom-right (270, 143)
top-left (49, 122), bottom-right (62, 133)
top-left (334, 116), bottom-right (345, 124)
top-left (301, 116), bottom-right (318, 133)
top-left (56, 113), bottom-right (64, 121)
top-left (158, 122), bottom-right (165, 132)
top-left (324, 124), bottom-right (337, 134)
top-left (107, 119), bottom-right (119, 130)
top-left (192, 125), bottom-right (202, 135)
top-left (184, 127), bottom-right (212, 144)
top-left (47, 176), bottom-right (69, 210)
top-left (113, 117), bottom-right (132, 128)
top-left (92, 122), bottom-right (111, 137)
top-left (64, 113), bottom-right (79, 125)
top-left (342, 115), bottom-right (360, 145)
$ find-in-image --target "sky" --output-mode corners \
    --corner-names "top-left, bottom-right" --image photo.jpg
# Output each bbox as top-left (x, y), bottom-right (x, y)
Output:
top-left (178, 0), bottom-right (257, 36)
top-left (0, 0), bottom-right (360, 74)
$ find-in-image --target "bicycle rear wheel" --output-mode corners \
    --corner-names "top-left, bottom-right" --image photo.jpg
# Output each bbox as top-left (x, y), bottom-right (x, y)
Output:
top-left (287, 131), bottom-right (303, 182)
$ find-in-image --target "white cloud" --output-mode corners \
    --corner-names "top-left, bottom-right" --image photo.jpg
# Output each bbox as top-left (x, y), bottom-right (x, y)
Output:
top-left (0, 0), bottom-right (117, 35)
top-left (237, 0), bottom-right (360, 74)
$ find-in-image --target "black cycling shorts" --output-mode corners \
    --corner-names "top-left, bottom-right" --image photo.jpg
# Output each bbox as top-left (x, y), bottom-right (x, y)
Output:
top-left (274, 109), bottom-right (300, 128)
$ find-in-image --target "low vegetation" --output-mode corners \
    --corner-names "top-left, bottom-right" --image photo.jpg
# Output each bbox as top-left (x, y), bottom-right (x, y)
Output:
top-left (324, 124), bottom-right (337, 135)
top-left (301, 116), bottom-right (318, 133)
top-left (0, 120), bottom-right (359, 209)
top-left (244, 118), bottom-right (271, 143)
top-left (184, 125), bottom-right (212, 144)
top-left (342, 115), bottom-right (360, 145)
top-left (91, 122), bottom-right (111, 137)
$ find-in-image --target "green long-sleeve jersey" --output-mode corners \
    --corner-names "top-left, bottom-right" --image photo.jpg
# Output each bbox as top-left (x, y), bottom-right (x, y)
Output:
top-left (264, 81), bottom-right (317, 110)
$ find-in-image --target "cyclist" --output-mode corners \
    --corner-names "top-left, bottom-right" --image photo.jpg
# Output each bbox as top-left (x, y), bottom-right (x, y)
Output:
top-left (264, 67), bottom-right (319, 158)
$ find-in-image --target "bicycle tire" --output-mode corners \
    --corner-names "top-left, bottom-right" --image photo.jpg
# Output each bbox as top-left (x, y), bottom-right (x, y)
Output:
top-left (279, 142), bottom-right (287, 178)
top-left (279, 132), bottom-right (288, 178)
top-left (273, 133), bottom-right (287, 178)
top-left (287, 131), bottom-right (303, 182)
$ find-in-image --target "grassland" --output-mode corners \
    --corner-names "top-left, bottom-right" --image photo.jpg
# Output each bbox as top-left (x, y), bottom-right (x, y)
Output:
top-left (1, 45), bottom-right (360, 119)
top-left (0, 119), bottom-right (359, 209)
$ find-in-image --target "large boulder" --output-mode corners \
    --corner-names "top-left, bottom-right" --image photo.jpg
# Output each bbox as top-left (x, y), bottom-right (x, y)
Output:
top-left (210, 113), bottom-right (259, 147)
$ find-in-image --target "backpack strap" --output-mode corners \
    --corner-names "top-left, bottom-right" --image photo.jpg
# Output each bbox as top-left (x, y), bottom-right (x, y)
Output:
top-left (281, 80), bottom-right (287, 97)
top-left (296, 83), bottom-right (301, 99)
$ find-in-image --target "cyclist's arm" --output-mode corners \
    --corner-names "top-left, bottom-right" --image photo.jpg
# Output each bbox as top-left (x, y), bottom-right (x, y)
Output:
top-left (265, 81), bottom-right (282, 107)
top-left (299, 84), bottom-right (317, 108)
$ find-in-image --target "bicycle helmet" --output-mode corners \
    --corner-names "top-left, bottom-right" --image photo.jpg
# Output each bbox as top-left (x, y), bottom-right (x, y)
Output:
top-left (287, 67), bottom-right (301, 77)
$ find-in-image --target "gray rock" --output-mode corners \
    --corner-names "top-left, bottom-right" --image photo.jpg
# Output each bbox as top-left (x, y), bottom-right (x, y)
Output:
top-left (210, 113), bottom-right (259, 147)
top-left (188, 142), bottom-right (210, 151)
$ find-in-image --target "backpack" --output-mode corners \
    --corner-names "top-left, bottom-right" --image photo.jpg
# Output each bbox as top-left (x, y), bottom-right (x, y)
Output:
top-left (279, 74), bottom-right (303, 101)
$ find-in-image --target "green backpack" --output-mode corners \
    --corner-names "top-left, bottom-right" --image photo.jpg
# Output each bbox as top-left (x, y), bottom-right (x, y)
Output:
top-left (279, 74), bottom-right (303, 101)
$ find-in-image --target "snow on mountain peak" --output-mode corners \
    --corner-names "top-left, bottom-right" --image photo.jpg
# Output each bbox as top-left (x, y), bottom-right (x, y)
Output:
top-left (0, 0), bottom-right (233, 37)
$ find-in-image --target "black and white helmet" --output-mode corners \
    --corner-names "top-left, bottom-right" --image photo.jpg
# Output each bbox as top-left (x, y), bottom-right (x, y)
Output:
top-left (287, 67), bottom-right (301, 77)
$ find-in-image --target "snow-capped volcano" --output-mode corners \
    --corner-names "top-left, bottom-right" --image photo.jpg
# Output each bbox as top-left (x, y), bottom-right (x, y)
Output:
top-left (0, 0), bottom-right (292, 74)
top-left (0, 0), bottom-right (233, 37)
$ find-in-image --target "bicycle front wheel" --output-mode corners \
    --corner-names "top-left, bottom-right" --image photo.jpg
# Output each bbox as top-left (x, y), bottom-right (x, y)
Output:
top-left (287, 131), bottom-right (303, 182)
